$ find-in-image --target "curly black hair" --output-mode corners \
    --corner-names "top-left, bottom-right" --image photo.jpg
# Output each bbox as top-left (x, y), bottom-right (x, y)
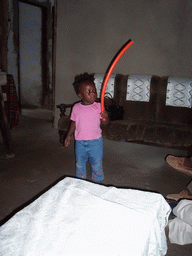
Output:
top-left (72, 73), bottom-right (95, 95)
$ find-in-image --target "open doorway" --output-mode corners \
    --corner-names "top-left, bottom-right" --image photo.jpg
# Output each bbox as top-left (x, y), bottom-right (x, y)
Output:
top-left (19, 0), bottom-right (50, 110)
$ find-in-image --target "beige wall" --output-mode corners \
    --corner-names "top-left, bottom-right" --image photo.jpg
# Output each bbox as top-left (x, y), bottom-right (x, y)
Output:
top-left (54, 0), bottom-right (192, 126)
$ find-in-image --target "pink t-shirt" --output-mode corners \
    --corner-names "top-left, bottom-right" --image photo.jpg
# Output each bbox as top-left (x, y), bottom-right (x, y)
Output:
top-left (70, 102), bottom-right (102, 140)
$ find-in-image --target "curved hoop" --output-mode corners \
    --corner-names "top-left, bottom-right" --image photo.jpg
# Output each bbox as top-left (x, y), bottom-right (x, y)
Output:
top-left (101, 40), bottom-right (134, 119)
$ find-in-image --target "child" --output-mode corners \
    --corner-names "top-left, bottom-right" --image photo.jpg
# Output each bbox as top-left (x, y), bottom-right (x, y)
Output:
top-left (65, 73), bottom-right (109, 182)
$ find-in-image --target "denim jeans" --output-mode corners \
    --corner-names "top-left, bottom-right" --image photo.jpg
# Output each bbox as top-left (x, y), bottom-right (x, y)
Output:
top-left (75, 137), bottom-right (104, 181)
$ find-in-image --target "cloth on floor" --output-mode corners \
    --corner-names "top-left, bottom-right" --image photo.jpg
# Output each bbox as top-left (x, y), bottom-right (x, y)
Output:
top-left (169, 199), bottom-right (192, 245)
top-left (0, 177), bottom-right (171, 256)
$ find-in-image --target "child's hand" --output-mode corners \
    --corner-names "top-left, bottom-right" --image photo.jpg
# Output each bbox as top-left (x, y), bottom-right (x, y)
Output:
top-left (64, 121), bottom-right (75, 147)
top-left (100, 110), bottom-right (109, 125)
top-left (64, 135), bottom-right (71, 147)
top-left (101, 109), bottom-right (108, 119)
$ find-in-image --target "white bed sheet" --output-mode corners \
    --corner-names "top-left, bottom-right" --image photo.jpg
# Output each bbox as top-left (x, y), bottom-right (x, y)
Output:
top-left (0, 177), bottom-right (170, 256)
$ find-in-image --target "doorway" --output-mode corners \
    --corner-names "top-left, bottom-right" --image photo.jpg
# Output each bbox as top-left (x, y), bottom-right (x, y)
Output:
top-left (19, 1), bottom-right (48, 108)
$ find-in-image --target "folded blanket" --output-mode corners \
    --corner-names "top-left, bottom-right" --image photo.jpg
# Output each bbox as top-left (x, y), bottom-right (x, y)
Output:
top-left (0, 72), bottom-right (7, 86)
top-left (1, 74), bottom-right (19, 129)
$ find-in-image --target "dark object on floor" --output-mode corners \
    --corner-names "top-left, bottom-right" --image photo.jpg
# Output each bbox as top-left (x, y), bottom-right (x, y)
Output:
top-left (167, 200), bottom-right (178, 217)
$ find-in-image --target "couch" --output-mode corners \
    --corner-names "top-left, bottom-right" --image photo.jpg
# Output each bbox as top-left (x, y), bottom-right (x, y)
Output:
top-left (57, 74), bottom-right (192, 149)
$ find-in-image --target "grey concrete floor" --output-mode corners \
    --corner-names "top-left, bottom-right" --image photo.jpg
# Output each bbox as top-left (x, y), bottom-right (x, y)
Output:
top-left (0, 109), bottom-right (192, 255)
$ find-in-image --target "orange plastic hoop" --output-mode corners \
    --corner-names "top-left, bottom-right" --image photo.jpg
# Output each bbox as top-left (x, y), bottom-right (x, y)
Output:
top-left (101, 40), bottom-right (134, 119)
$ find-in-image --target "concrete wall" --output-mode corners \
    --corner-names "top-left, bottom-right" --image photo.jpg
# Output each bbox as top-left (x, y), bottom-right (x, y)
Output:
top-left (55, 0), bottom-right (192, 126)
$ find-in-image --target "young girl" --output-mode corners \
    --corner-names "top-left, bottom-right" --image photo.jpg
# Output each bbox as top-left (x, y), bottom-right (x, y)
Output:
top-left (65, 73), bottom-right (109, 182)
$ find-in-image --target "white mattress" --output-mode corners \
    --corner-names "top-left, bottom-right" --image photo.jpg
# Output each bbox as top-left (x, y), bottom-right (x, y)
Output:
top-left (0, 177), bottom-right (170, 256)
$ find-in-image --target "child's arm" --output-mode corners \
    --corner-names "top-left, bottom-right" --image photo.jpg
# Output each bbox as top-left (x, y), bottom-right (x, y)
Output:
top-left (64, 121), bottom-right (75, 147)
top-left (100, 110), bottom-right (110, 126)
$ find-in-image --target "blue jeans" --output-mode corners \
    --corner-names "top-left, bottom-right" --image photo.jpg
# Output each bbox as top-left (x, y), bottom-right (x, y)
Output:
top-left (75, 137), bottom-right (104, 181)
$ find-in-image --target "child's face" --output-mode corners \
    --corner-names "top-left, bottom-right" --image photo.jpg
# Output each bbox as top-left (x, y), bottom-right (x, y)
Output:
top-left (78, 82), bottom-right (97, 105)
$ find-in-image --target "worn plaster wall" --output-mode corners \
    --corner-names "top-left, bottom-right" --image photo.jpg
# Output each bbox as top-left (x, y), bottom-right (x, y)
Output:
top-left (55, 0), bottom-right (192, 126)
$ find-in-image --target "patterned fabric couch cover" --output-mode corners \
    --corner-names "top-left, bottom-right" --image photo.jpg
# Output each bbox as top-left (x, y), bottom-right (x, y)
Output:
top-left (58, 74), bottom-right (192, 149)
